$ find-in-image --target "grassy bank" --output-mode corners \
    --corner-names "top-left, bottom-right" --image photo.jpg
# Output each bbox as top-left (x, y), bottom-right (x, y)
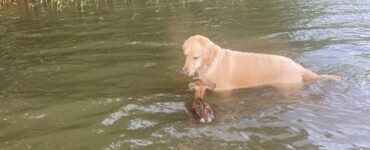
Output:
top-left (0, 0), bottom-right (246, 12)
top-left (0, 0), bottom-right (90, 11)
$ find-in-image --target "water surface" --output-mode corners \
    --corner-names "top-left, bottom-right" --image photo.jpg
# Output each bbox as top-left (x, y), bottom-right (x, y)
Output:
top-left (1, 0), bottom-right (370, 149)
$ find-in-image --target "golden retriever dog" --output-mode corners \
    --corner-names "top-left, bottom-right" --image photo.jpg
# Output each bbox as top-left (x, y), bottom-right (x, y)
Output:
top-left (182, 35), bottom-right (340, 91)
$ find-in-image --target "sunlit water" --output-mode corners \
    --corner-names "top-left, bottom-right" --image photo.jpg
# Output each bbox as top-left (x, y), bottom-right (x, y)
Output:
top-left (1, 0), bottom-right (370, 149)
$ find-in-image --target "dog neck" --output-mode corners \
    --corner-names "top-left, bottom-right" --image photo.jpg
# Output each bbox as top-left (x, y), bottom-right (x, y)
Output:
top-left (198, 48), bottom-right (225, 80)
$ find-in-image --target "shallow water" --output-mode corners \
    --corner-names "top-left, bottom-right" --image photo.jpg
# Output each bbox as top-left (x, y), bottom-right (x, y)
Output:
top-left (0, 0), bottom-right (370, 149)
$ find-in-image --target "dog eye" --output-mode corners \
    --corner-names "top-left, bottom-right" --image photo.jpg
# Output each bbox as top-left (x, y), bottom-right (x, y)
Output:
top-left (194, 56), bottom-right (199, 60)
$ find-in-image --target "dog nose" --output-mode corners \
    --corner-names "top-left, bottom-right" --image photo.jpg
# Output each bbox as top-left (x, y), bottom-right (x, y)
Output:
top-left (182, 67), bottom-right (188, 75)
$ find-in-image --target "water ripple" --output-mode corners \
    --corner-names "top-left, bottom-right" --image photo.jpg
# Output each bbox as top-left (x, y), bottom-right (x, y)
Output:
top-left (102, 102), bottom-right (186, 126)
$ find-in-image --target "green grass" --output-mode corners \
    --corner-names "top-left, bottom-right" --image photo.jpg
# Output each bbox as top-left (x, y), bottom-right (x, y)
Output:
top-left (1, 0), bottom-right (92, 11)
top-left (0, 0), bottom-right (244, 11)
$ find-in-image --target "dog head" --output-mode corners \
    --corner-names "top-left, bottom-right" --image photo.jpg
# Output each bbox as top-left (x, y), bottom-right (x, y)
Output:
top-left (182, 35), bottom-right (219, 76)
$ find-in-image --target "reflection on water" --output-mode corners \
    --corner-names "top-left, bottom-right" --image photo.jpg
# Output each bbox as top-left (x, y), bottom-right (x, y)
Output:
top-left (1, 0), bottom-right (370, 149)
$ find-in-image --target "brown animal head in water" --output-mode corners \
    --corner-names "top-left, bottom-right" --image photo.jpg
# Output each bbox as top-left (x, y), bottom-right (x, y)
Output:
top-left (188, 79), bottom-right (216, 99)
top-left (190, 98), bottom-right (214, 123)
top-left (188, 80), bottom-right (216, 123)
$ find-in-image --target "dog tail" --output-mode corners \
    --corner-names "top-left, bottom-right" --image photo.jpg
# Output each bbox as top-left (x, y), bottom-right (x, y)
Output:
top-left (302, 69), bottom-right (341, 81)
top-left (317, 74), bottom-right (341, 80)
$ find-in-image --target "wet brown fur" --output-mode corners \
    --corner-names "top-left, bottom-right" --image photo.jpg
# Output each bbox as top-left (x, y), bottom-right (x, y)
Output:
top-left (188, 80), bottom-right (216, 123)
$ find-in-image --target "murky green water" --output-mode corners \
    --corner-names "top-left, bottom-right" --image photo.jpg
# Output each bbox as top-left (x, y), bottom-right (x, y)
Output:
top-left (1, 0), bottom-right (370, 149)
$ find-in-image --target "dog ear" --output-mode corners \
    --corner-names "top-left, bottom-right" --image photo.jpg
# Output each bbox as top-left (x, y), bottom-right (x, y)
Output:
top-left (203, 44), bottom-right (218, 67)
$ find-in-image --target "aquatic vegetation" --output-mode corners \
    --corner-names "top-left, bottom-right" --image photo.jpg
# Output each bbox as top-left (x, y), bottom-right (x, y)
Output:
top-left (0, 0), bottom-right (10, 9)
top-left (0, 0), bottom-right (88, 11)
top-left (0, 0), bottom-right (193, 11)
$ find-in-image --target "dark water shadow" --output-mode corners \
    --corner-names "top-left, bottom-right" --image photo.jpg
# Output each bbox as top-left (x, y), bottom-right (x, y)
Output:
top-left (183, 85), bottom-right (301, 124)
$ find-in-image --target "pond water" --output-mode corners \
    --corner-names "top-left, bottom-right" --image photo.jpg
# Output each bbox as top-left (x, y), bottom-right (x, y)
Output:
top-left (0, 0), bottom-right (370, 149)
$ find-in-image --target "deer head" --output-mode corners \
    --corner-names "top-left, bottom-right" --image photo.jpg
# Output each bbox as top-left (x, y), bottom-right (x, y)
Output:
top-left (188, 80), bottom-right (216, 99)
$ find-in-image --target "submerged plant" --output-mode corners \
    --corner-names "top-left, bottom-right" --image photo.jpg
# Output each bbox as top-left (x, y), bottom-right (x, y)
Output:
top-left (0, 0), bottom-right (89, 11)
top-left (0, 0), bottom-right (198, 12)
